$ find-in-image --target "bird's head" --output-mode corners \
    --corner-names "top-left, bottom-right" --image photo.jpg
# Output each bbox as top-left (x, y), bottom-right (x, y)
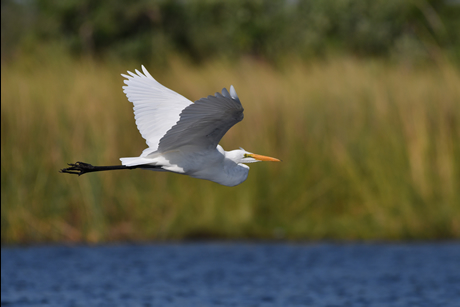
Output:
top-left (227, 148), bottom-right (280, 164)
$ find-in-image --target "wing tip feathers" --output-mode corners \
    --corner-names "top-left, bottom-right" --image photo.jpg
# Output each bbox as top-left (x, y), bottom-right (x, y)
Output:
top-left (121, 65), bottom-right (151, 82)
top-left (217, 85), bottom-right (240, 103)
top-left (230, 85), bottom-right (240, 102)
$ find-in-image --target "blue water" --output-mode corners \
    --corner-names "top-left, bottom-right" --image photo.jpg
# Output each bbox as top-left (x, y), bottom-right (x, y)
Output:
top-left (2, 242), bottom-right (460, 307)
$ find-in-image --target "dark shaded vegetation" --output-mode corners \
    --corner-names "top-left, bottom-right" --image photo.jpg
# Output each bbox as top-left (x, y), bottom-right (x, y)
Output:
top-left (2, 0), bottom-right (460, 64)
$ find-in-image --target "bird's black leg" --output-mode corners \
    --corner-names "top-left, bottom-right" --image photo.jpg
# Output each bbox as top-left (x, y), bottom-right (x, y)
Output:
top-left (60, 162), bottom-right (131, 175)
top-left (60, 161), bottom-right (161, 175)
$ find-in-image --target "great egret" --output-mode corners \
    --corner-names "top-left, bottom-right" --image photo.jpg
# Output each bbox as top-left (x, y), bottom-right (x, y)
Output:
top-left (61, 66), bottom-right (280, 186)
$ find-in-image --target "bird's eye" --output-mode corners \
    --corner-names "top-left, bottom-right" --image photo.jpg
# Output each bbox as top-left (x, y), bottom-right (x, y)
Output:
top-left (244, 154), bottom-right (251, 158)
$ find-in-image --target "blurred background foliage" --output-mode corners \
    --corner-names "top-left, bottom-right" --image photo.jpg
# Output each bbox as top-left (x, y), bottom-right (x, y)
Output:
top-left (1, 0), bottom-right (460, 243)
top-left (2, 0), bottom-right (460, 64)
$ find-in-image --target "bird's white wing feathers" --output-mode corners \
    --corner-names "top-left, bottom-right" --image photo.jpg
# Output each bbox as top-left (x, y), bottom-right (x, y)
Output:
top-left (122, 66), bottom-right (193, 155)
top-left (158, 87), bottom-right (244, 152)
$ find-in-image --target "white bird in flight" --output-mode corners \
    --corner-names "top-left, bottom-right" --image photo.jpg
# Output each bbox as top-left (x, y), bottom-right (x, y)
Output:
top-left (61, 66), bottom-right (280, 186)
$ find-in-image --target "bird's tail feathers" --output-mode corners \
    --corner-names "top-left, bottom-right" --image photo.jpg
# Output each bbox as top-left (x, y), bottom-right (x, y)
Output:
top-left (120, 157), bottom-right (157, 167)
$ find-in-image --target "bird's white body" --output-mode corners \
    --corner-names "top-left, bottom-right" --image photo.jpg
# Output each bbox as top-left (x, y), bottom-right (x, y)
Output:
top-left (119, 66), bottom-right (278, 186)
top-left (123, 144), bottom-right (249, 186)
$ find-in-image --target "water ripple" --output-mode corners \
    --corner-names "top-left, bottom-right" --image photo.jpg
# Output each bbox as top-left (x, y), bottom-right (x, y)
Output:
top-left (2, 242), bottom-right (459, 307)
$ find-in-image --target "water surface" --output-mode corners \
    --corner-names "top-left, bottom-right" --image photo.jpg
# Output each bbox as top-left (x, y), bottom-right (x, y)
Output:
top-left (2, 242), bottom-right (459, 306)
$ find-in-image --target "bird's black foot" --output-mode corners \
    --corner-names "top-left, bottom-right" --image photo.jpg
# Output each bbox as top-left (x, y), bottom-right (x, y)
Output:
top-left (60, 162), bottom-right (95, 175)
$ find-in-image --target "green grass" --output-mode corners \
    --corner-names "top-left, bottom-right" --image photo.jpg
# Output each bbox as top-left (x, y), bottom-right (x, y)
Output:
top-left (1, 55), bottom-right (460, 243)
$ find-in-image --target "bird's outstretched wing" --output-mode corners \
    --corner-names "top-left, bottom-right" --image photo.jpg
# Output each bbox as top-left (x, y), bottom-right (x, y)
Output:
top-left (122, 66), bottom-right (193, 154)
top-left (158, 87), bottom-right (244, 152)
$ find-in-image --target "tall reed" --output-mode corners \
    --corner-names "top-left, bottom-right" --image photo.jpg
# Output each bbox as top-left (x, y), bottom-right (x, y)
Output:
top-left (2, 55), bottom-right (459, 243)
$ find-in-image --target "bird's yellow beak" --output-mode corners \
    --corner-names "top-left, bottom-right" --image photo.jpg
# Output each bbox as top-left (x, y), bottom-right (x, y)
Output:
top-left (250, 153), bottom-right (281, 162)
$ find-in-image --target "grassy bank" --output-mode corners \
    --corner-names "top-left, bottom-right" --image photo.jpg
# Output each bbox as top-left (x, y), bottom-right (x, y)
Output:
top-left (1, 56), bottom-right (459, 243)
